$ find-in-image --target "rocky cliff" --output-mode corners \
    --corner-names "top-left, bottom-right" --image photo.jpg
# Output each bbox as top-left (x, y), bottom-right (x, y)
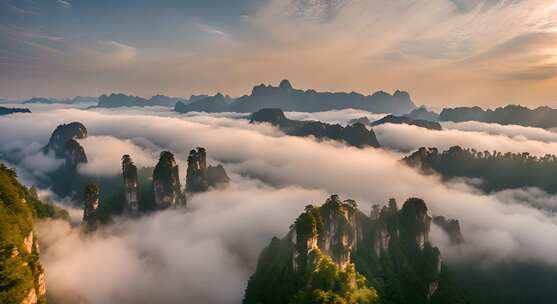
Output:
top-left (153, 151), bottom-right (185, 209)
top-left (243, 195), bottom-right (466, 304)
top-left (44, 122), bottom-right (88, 198)
top-left (0, 163), bottom-right (66, 304)
top-left (43, 122), bottom-right (87, 158)
top-left (433, 216), bottom-right (465, 245)
top-left (82, 184), bottom-right (100, 231)
top-left (186, 147), bottom-right (230, 193)
top-left (250, 108), bottom-right (381, 148)
top-left (122, 155), bottom-right (139, 213)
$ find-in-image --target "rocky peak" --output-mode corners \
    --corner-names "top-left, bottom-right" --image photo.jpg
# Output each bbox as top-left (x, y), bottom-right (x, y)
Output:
top-left (249, 108), bottom-right (287, 125)
top-left (153, 151), bottom-right (185, 209)
top-left (399, 198), bottom-right (431, 249)
top-left (244, 195), bottom-right (460, 304)
top-left (122, 154), bottom-right (139, 213)
top-left (64, 139), bottom-right (87, 167)
top-left (186, 147), bottom-right (229, 193)
top-left (292, 195), bottom-right (362, 271)
top-left (82, 184), bottom-right (100, 231)
top-left (278, 79), bottom-right (293, 90)
top-left (393, 90), bottom-right (411, 100)
top-left (44, 122), bottom-right (87, 158)
top-left (433, 216), bottom-right (465, 244)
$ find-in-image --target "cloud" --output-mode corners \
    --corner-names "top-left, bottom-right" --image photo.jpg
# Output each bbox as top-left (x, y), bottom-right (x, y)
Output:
top-left (2, 107), bottom-right (557, 302)
top-left (196, 23), bottom-right (226, 36)
top-left (78, 136), bottom-right (158, 176)
top-left (56, 0), bottom-right (71, 8)
top-left (373, 122), bottom-right (557, 156)
top-left (39, 184), bottom-right (326, 304)
top-left (442, 120), bottom-right (557, 143)
top-left (3, 0), bottom-right (557, 106)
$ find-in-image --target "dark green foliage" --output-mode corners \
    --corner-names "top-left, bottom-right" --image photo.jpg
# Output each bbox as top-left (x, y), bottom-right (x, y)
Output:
top-left (96, 166), bottom-right (158, 221)
top-left (0, 163), bottom-right (54, 303)
top-left (244, 196), bottom-right (467, 304)
top-left (404, 146), bottom-right (557, 194)
top-left (450, 262), bottom-right (557, 304)
top-left (250, 109), bottom-right (381, 148)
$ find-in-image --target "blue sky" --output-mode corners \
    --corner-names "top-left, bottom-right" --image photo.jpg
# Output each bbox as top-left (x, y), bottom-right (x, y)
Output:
top-left (1, 0), bottom-right (557, 107)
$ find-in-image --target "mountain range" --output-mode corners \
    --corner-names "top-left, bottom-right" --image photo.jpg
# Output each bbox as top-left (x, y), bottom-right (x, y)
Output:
top-left (175, 80), bottom-right (416, 115)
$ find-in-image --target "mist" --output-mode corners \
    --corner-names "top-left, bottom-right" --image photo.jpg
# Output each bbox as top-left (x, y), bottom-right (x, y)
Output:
top-left (3, 106), bottom-right (557, 303)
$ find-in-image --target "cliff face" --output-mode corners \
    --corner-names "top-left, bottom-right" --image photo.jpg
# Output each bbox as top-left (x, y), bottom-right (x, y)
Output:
top-left (45, 122), bottom-right (88, 198)
top-left (153, 151), bottom-right (185, 209)
top-left (250, 108), bottom-right (381, 148)
top-left (43, 122), bottom-right (87, 158)
top-left (243, 195), bottom-right (465, 304)
top-left (186, 147), bottom-right (230, 193)
top-left (82, 184), bottom-right (100, 231)
top-left (433, 216), bottom-right (465, 245)
top-left (0, 164), bottom-right (50, 304)
top-left (122, 155), bottom-right (139, 214)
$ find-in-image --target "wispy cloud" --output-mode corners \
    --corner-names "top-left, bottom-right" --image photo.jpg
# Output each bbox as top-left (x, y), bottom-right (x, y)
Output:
top-left (196, 23), bottom-right (226, 36)
top-left (56, 0), bottom-right (71, 8)
top-left (2, 1), bottom-right (39, 15)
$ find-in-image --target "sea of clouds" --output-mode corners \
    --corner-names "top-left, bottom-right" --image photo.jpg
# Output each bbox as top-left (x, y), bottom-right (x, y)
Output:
top-left (2, 105), bottom-right (557, 303)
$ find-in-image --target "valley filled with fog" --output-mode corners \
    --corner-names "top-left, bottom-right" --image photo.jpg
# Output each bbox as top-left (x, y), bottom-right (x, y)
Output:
top-left (3, 103), bottom-right (557, 303)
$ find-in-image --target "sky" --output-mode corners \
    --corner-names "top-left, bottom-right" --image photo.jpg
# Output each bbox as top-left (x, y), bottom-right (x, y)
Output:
top-left (1, 0), bottom-right (557, 107)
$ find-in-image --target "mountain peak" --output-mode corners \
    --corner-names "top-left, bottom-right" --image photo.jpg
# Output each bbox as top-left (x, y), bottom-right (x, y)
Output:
top-left (278, 79), bottom-right (293, 90)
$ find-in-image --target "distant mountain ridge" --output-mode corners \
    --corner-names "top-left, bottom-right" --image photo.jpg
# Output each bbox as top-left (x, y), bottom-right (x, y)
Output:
top-left (250, 108), bottom-right (381, 148)
top-left (23, 96), bottom-right (97, 104)
top-left (439, 104), bottom-right (557, 129)
top-left (176, 80), bottom-right (416, 114)
top-left (0, 106), bottom-right (31, 116)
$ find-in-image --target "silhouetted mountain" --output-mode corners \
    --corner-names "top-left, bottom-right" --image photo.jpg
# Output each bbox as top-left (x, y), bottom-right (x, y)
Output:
top-left (97, 93), bottom-right (187, 108)
top-left (175, 93), bottom-right (233, 113)
top-left (243, 195), bottom-right (467, 304)
top-left (23, 96), bottom-right (97, 104)
top-left (439, 104), bottom-right (557, 129)
top-left (250, 108), bottom-right (381, 148)
top-left (406, 106), bottom-right (439, 121)
top-left (0, 106), bottom-right (31, 115)
top-left (175, 80), bottom-right (416, 114)
top-left (370, 114), bottom-right (442, 130)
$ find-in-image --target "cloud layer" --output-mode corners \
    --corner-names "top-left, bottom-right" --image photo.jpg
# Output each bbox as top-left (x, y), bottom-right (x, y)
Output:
top-left (2, 106), bottom-right (557, 303)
